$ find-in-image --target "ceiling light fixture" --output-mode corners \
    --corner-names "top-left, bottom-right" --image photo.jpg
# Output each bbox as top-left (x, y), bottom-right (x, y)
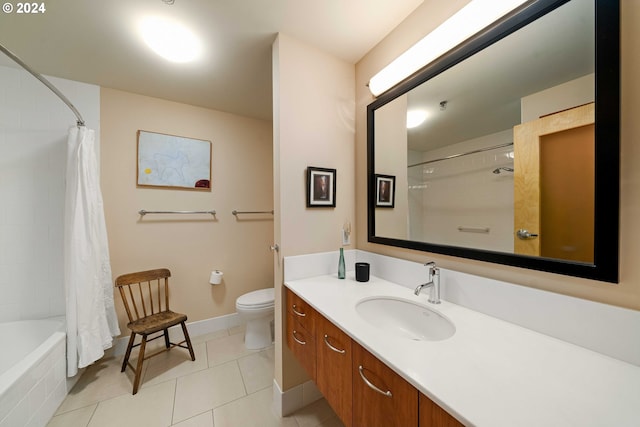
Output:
top-left (407, 110), bottom-right (428, 128)
top-left (139, 16), bottom-right (202, 63)
top-left (368, 0), bottom-right (529, 97)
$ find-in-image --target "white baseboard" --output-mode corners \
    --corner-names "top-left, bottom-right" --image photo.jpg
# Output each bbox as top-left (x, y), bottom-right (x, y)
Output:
top-left (110, 312), bottom-right (242, 357)
top-left (272, 378), bottom-right (322, 417)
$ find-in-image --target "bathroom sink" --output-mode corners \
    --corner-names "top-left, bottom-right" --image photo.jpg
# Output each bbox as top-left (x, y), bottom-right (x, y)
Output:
top-left (356, 297), bottom-right (455, 341)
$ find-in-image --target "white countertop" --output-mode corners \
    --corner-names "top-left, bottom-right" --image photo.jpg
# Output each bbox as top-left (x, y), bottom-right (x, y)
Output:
top-left (285, 273), bottom-right (640, 427)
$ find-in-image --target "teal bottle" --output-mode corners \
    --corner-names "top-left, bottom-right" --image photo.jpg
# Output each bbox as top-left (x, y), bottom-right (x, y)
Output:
top-left (338, 248), bottom-right (346, 279)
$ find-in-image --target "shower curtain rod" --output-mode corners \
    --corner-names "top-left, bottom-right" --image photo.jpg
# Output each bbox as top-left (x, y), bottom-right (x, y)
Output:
top-left (0, 43), bottom-right (85, 126)
top-left (408, 142), bottom-right (513, 168)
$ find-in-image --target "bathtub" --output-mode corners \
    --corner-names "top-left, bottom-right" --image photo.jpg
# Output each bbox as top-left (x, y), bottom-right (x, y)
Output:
top-left (0, 318), bottom-right (68, 427)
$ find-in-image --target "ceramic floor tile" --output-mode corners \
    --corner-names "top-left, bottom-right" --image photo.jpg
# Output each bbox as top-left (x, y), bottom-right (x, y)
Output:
top-left (172, 360), bottom-right (246, 424)
top-left (171, 410), bottom-right (214, 427)
top-left (46, 404), bottom-right (96, 427)
top-left (189, 329), bottom-right (229, 345)
top-left (50, 328), bottom-right (303, 427)
top-left (213, 387), bottom-right (299, 427)
top-left (87, 380), bottom-right (175, 427)
top-left (264, 344), bottom-right (275, 360)
top-left (237, 347), bottom-right (275, 394)
top-left (141, 342), bottom-right (208, 388)
top-left (315, 414), bottom-right (347, 427)
top-left (124, 334), bottom-right (170, 360)
top-left (293, 399), bottom-right (340, 427)
top-left (206, 332), bottom-right (258, 366)
top-left (56, 356), bottom-right (142, 414)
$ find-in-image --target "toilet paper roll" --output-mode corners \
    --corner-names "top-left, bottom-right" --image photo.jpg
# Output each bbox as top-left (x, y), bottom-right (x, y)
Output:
top-left (209, 270), bottom-right (223, 285)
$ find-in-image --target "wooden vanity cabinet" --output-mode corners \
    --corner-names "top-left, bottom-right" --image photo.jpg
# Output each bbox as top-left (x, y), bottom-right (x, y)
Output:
top-left (352, 342), bottom-right (419, 427)
top-left (285, 288), bottom-right (317, 380)
top-left (285, 288), bottom-right (316, 332)
top-left (316, 314), bottom-right (353, 427)
top-left (420, 394), bottom-right (464, 427)
top-left (285, 287), bottom-right (464, 427)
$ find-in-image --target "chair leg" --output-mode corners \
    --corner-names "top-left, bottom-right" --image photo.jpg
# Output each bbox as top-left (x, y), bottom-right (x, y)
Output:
top-left (163, 329), bottom-right (170, 349)
top-left (121, 332), bottom-right (136, 373)
top-left (132, 335), bottom-right (147, 395)
top-left (181, 322), bottom-right (196, 361)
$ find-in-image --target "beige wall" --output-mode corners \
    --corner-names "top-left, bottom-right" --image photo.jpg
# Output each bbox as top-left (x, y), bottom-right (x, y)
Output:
top-left (100, 88), bottom-right (274, 334)
top-left (521, 74), bottom-right (594, 123)
top-left (272, 33), bottom-right (356, 391)
top-left (375, 94), bottom-right (409, 238)
top-left (355, 0), bottom-right (640, 310)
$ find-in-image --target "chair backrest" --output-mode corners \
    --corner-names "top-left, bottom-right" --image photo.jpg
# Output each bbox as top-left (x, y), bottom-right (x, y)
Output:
top-left (115, 268), bottom-right (172, 323)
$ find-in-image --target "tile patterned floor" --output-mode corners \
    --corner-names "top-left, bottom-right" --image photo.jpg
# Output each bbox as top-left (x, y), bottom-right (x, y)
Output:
top-left (47, 327), bottom-right (344, 427)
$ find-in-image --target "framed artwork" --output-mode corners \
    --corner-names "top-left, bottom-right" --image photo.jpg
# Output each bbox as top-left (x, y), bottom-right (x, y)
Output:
top-left (137, 130), bottom-right (212, 191)
top-left (375, 174), bottom-right (395, 208)
top-left (307, 167), bottom-right (336, 207)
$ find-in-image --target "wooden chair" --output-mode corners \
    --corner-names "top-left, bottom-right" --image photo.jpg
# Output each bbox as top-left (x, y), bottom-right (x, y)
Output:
top-left (115, 268), bottom-right (195, 394)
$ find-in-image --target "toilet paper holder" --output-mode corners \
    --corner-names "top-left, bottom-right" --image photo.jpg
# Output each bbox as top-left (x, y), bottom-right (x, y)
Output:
top-left (209, 270), bottom-right (223, 285)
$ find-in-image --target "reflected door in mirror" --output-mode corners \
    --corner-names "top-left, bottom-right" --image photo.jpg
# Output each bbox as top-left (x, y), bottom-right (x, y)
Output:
top-left (514, 103), bottom-right (594, 262)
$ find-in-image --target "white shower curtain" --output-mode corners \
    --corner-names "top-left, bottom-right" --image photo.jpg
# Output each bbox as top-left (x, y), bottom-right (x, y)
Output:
top-left (64, 126), bottom-right (120, 377)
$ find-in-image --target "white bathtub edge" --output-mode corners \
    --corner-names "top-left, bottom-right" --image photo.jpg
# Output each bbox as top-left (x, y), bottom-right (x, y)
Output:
top-left (0, 318), bottom-right (67, 427)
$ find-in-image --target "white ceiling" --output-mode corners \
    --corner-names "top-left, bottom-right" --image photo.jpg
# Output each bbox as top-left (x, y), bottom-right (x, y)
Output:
top-left (0, 0), bottom-right (423, 120)
top-left (405, 0), bottom-right (594, 152)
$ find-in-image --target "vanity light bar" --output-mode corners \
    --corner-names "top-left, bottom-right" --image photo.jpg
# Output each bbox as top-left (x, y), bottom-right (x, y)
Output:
top-left (368, 0), bottom-right (530, 97)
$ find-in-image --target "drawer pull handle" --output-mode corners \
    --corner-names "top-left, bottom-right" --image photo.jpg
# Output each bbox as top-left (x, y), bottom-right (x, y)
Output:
top-left (323, 335), bottom-right (346, 354)
top-left (292, 330), bottom-right (306, 345)
top-left (358, 365), bottom-right (392, 398)
top-left (292, 304), bottom-right (306, 317)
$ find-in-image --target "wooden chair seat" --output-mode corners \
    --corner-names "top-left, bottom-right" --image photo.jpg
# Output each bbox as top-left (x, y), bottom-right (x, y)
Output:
top-left (115, 268), bottom-right (195, 394)
top-left (127, 310), bottom-right (187, 335)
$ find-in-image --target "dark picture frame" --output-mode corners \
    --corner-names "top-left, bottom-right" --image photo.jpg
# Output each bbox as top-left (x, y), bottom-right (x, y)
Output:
top-left (307, 167), bottom-right (336, 207)
top-left (375, 174), bottom-right (395, 208)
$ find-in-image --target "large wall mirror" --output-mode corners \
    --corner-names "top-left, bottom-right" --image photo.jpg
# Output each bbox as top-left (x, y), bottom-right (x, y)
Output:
top-left (367, 0), bottom-right (619, 282)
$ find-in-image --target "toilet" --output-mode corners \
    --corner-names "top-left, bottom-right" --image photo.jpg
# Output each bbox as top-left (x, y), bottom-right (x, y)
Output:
top-left (235, 287), bottom-right (275, 349)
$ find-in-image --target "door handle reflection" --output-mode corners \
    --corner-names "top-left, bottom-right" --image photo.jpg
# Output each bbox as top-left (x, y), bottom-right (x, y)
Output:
top-left (517, 229), bottom-right (539, 239)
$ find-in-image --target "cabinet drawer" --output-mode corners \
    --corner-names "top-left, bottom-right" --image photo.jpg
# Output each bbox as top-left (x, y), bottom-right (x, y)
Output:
top-left (316, 315), bottom-right (353, 427)
top-left (285, 288), bottom-right (316, 334)
top-left (286, 313), bottom-right (316, 380)
top-left (352, 342), bottom-right (418, 427)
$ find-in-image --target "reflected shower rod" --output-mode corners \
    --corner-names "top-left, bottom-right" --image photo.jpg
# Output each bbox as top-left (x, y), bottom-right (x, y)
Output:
top-left (408, 142), bottom-right (513, 168)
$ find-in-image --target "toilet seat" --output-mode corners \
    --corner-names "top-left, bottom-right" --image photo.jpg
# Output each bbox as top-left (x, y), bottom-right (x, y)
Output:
top-left (236, 288), bottom-right (274, 310)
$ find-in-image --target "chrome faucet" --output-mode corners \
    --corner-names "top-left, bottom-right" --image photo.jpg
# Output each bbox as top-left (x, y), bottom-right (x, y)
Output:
top-left (414, 261), bottom-right (441, 304)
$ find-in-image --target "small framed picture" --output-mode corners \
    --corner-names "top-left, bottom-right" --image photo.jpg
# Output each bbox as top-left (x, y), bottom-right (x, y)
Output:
top-left (307, 167), bottom-right (336, 207)
top-left (375, 174), bottom-right (395, 208)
